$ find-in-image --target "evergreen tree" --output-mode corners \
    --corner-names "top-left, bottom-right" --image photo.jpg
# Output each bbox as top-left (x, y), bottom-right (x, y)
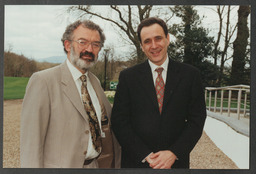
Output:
top-left (169, 5), bottom-right (218, 87)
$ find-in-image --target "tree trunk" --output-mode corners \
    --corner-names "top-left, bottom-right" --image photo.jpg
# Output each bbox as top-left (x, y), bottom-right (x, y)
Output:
top-left (230, 6), bottom-right (250, 85)
top-left (136, 44), bottom-right (146, 64)
top-left (218, 6), bottom-right (230, 85)
top-left (213, 5), bottom-right (223, 66)
top-left (183, 6), bottom-right (193, 64)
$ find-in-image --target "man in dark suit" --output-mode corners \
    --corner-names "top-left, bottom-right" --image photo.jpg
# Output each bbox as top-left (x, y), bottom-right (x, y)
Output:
top-left (111, 17), bottom-right (206, 169)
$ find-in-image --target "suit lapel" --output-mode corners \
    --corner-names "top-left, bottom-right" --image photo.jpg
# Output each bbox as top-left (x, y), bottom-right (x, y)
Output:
top-left (162, 59), bottom-right (181, 112)
top-left (60, 62), bottom-right (88, 122)
top-left (88, 72), bottom-right (112, 118)
top-left (138, 61), bottom-right (159, 111)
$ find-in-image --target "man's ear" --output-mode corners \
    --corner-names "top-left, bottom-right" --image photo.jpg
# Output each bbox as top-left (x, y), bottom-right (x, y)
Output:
top-left (167, 34), bottom-right (170, 45)
top-left (64, 40), bottom-right (71, 53)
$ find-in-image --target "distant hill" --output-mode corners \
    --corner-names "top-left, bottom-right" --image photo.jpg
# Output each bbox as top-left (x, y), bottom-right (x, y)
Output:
top-left (37, 56), bottom-right (66, 63)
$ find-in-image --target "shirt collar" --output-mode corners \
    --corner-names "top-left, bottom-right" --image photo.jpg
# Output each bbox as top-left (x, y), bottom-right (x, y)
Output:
top-left (66, 58), bottom-right (88, 82)
top-left (148, 57), bottom-right (169, 72)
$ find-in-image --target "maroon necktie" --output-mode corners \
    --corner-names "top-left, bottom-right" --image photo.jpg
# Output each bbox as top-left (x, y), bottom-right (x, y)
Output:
top-left (155, 67), bottom-right (165, 114)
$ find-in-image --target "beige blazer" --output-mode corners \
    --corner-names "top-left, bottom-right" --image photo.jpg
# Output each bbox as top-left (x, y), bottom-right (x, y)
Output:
top-left (20, 61), bottom-right (121, 168)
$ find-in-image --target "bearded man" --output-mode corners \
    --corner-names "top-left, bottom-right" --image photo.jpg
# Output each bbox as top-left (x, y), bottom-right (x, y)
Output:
top-left (20, 20), bottom-right (120, 168)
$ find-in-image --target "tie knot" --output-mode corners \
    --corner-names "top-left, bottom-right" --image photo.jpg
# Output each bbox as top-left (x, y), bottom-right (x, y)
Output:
top-left (80, 75), bottom-right (87, 82)
top-left (155, 67), bottom-right (164, 75)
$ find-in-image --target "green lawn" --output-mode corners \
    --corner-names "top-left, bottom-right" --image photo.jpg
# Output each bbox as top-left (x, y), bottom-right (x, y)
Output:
top-left (4, 76), bottom-right (115, 103)
top-left (4, 76), bottom-right (29, 100)
top-left (206, 98), bottom-right (250, 109)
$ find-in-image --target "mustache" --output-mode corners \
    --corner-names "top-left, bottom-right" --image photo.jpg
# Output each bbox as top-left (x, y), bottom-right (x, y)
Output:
top-left (80, 51), bottom-right (95, 61)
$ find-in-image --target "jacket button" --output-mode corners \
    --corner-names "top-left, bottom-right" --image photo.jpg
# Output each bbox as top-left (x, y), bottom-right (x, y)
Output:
top-left (84, 151), bottom-right (87, 155)
top-left (85, 130), bottom-right (89, 134)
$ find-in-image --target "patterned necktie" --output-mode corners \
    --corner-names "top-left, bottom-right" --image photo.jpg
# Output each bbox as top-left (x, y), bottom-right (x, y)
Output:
top-left (155, 67), bottom-right (165, 114)
top-left (80, 75), bottom-right (102, 153)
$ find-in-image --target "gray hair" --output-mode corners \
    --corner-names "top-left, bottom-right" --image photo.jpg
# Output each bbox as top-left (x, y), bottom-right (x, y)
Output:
top-left (61, 20), bottom-right (106, 54)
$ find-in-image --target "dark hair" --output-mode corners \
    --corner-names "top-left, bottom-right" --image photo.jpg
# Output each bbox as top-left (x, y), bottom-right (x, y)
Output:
top-left (61, 20), bottom-right (106, 54)
top-left (137, 17), bottom-right (168, 43)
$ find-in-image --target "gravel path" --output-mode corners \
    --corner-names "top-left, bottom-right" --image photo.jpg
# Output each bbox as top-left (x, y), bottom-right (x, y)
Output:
top-left (3, 99), bottom-right (238, 169)
top-left (3, 99), bottom-right (22, 168)
top-left (190, 131), bottom-right (238, 169)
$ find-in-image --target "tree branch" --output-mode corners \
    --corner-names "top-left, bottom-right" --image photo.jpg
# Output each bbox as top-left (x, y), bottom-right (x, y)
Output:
top-left (110, 5), bottom-right (137, 43)
top-left (78, 5), bottom-right (127, 33)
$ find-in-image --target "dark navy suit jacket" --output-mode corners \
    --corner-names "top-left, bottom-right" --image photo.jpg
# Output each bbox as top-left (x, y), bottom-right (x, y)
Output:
top-left (111, 58), bottom-right (206, 168)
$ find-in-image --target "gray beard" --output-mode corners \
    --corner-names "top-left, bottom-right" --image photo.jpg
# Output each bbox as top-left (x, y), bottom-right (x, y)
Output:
top-left (70, 46), bottom-right (97, 71)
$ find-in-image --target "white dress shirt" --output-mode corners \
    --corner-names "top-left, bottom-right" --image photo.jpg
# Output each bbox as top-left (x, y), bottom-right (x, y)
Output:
top-left (66, 59), bottom-right (102, 160)
top-left (148, 57), bottom-right (169, 86)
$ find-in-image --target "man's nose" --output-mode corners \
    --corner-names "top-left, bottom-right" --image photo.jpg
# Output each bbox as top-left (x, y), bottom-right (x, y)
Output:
top-left (84, 43), bottom-right (93, 52)
top-left (151, 40), bottom-right (157, 48)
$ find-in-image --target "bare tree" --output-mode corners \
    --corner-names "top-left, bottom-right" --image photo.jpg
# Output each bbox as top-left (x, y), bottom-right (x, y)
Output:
top-left (219, 6), bottom-right (237, 85)
top-left (213, 5), bottom-right (224, 66)
top-left (4, 51), bottom-right (59, 77)
top-left (213, 6), bottom-right (237, 85)
top-left (4, 52), bottom-right (38, 77)
top-left (67, 5), bottom-right (153, 64)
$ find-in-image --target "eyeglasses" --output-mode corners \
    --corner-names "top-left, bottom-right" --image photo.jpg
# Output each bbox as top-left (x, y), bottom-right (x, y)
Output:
top-left (71, 39), bottom-right (102, 50)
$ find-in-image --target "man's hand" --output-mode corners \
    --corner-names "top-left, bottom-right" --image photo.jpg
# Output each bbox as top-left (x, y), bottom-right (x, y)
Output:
top-left (145, 153), bottom-right (153, 164)
top-left (147, 150), bottom-right (177, 169)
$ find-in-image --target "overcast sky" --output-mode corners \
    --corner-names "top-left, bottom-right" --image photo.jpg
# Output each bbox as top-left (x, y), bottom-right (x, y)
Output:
top-left (4, 5), bottom-right (114, 60)
top-left (4, 5), bottom-right (244, 63)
